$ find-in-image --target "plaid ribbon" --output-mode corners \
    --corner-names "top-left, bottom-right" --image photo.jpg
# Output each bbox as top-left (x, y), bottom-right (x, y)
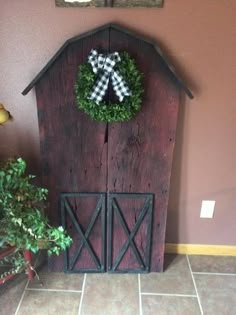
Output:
top-left (87, 49), bottom-right (131, 105)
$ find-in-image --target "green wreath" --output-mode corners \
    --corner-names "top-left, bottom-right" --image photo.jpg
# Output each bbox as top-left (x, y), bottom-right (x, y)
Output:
top-left (74, 52), bottom-right (143, 122)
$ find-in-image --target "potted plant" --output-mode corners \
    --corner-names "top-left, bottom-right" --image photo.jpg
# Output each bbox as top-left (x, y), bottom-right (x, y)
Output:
top-left (0, 157), bottom-right (72, 282)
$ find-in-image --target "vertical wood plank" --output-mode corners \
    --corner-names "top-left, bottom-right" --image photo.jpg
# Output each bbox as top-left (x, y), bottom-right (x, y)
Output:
top-left (108, 27), bottom-right (180, 271)
top-left (36, 29), bottom-right (109, 271)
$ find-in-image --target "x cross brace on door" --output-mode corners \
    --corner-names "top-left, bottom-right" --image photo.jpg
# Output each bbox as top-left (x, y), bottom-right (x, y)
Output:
top-left (61, 192), bottom-right (154, 273)
top-left (108, 193), bottom-right (154, 273)
top-left (61, 192), bottom-right (106, 273)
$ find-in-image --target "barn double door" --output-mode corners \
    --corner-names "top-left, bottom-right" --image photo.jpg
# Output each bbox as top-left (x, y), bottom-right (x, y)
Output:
top-left (61, 192), bottom-right (153, 273)
top-left (36, 25), bottom-right (180, 272)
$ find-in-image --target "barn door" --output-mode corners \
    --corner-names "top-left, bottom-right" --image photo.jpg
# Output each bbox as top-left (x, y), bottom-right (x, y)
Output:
top-left (61, 193), bottom-right (154, 273)
top-left (107, 193), bottom-right (154, 273)
top-left (35, 25), bottom-right (181, 273)
top-left (61, 193), bottom-right (106, 273)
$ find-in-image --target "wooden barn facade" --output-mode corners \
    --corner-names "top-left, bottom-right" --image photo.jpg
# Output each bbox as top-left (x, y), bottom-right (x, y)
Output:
top-left (23, 24), bottom-right (192, 273)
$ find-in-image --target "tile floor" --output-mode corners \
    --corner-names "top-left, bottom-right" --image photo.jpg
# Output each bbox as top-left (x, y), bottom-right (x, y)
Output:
top-left (0, 254), bottom-right (235, 315)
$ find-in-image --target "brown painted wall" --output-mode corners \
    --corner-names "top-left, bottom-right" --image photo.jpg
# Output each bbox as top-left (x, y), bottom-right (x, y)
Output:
top-left (0, 0), bottom-right (235, 245)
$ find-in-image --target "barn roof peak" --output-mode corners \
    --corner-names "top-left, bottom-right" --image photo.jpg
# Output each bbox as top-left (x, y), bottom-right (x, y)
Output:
top-left (22, 23), bottom-right (193, 98)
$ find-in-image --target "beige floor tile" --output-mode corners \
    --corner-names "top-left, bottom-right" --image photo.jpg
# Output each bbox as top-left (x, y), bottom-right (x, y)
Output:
top-left (27, 271), bottom-right (84, 291)
top-left (141, 255), bottom-right (195, 295)
top-left (1, 254), bottom-right (236, 315)
top-left (80, 273), bottom-right (139, 315)
top-left (17, 290), bottom-right (81, 315)
top-left (142, 295), bottom-right (201, 315)
top-left (194, 274), bottom-right (236, 315)
top-left (163, 254), bottom-right (190, 273)
top-left (0, 274), bottom-right (27, 315)
top-left (189, 255), bottom-right (236, 273)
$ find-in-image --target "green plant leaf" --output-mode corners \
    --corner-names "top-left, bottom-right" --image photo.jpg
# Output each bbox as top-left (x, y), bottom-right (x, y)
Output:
top-left (0, 157), bottom-right (73, 280)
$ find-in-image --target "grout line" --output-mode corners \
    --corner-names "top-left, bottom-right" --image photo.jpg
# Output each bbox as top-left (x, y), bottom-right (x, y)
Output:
top-left (138, 274), bottom-right (143, 315)
top-left (141, 292), bottom-right (197, 297)
top-left (193, 271), bottom-right (236, 276)
top-left (186, 255), bottom-right (204, 315)
top-left (26, 288), bottom-right (82, 293)
top-left (78, 273), bottom-right (87, 315)
top-left (14, 280), bottom-right (29, 315)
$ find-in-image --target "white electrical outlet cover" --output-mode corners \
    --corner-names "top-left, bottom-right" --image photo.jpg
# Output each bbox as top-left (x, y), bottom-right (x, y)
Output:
top-left (200, 200), bottom-right (215, 218)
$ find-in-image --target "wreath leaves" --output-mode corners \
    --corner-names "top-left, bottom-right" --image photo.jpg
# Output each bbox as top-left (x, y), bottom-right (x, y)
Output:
top-left (75, 52), bottom-right (143, 122)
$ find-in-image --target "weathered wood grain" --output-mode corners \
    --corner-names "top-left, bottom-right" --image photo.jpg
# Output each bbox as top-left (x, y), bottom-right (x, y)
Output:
top-left (35, 24), bottom-right (180, 272)
top-left (112, 0), bottom-right (163, 7)
top-left (64, 194), bottom-right (105, 272)
top-left (55, 0), bottom-right (106, 7)
top-left (36, 28), bottom-right (109, 271)
top-left (55, 0), bottom-right (163, 7)
top-left (108, 27), bottom-right (180, 272)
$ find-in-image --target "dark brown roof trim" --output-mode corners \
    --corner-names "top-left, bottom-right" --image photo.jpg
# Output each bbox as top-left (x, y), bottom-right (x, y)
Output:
top-left (22, 23), bottom-right (193, 99)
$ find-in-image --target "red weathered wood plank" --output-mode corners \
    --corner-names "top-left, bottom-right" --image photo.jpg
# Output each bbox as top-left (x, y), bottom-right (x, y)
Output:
top-left (108, 28), bottom-right (180, 271)
top-left (36, 29), bottom-right (109, 271)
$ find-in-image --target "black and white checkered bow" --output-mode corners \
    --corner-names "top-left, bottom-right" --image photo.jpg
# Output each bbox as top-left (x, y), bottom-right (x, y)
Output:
top-left (87, 49), bottom-right (131, 105)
